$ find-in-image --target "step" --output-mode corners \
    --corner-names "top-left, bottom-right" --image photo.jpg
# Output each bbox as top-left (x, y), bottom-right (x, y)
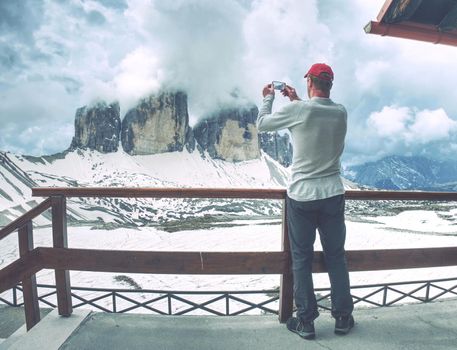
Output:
top-left (0, 309), bottom-right (91, 350)
top-left (0, 305), bottom-right (52, 340)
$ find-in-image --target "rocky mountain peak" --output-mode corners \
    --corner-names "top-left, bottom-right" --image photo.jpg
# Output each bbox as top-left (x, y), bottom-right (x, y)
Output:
top-left (259, 132), bottom-right (293, 167)
top-left (344, 155), bottom-right (457, 191)
top-left (193, 104), bottom-right (261, 162)
top-left (121, 91), bottom-right (194, 155)
top-left (70, 101), bottom-right (121, 153)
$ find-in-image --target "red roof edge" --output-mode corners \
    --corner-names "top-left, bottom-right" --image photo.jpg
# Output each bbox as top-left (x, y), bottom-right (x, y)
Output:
top-left (364, 21), bottom-right (457, 47)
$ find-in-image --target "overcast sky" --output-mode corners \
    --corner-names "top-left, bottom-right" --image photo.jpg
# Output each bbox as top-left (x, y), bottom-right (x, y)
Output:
top-left (1, 0), bottom-right (457, 165)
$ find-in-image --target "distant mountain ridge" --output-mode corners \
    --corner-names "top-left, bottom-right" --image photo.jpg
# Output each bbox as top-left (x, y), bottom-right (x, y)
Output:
top-left (345, 155), bottom-right (457, 191)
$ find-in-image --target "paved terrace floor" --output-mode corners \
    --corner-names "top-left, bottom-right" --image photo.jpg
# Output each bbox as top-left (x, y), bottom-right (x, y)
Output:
top-left (2, 299), bottom-right (457, 349)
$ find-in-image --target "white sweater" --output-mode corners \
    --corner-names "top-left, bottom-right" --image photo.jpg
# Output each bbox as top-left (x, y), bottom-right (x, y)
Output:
top-left (257, 94), bottom-right (347, 201)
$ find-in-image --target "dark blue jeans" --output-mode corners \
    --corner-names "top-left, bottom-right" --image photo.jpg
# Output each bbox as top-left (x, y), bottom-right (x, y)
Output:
top-left (286, 194), bottom-right (353, 322)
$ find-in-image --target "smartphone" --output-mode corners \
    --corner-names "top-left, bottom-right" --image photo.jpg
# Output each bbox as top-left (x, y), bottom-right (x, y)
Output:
top-left (272, 81), bottom-right (286, 91)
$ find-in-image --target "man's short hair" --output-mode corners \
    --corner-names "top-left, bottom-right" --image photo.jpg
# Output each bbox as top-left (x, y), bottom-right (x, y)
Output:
top-left (309, 74), bottom-right (333, 93)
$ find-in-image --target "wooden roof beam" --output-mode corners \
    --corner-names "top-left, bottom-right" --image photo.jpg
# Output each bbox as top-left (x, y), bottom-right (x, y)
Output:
top-left (438, 3), bottom-right (457, 31)
top-left (365, 20), bottom-right (457, 47)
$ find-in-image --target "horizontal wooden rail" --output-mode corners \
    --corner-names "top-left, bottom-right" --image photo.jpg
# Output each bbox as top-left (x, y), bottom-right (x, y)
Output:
top-left (38, 248), bottom-right (288, 275)
top-left (2, 246), bottom-right (457, 293)
top-left (32, 187), bottom-right (286, 199)
top-left (32, 246), bottom-right (457, 276)
top-left (346, 247), bottom-right (457, 271)
top-left (345, 190), bottom-right (457, 201)
top-left (0, 198), bottom-right (52, 240)
top-left (0, 250), bottom-right (42, 294)
top-left (31, 187), bottom-right (457, 201)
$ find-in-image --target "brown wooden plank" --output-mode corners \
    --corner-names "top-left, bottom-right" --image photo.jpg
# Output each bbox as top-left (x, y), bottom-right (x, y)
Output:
top-left (345, 247), bottom-right (457, 271)
top-left (32, 187), bottom-right (457, 201)
top-left (33, 187), bottom-right (286, 199)
top-left (39, 248), bottom-right (288, 274)
top-left (38, 246), bottom-right (457, 275)
top-left (51, 196), bottom-right (73, 317)
top-left (18, 222), bottom-right (40, 330)
top-left (345, 190), bottom-right (457, 201)
top-left (279, 199), bottom-right (293, 323)
top-left (0, 250), bottom-right (42, 294)
top-left (0, 198), bottom-right (52, 240)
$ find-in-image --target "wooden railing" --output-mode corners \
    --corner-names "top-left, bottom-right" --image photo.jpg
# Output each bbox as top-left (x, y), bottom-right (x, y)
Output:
top-left (1, 188), bottom-right (457, 331)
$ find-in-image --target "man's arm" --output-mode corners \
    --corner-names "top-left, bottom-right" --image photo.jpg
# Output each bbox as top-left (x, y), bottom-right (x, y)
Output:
top-left (257, 93), bottom-right (301, 133)
top-left (282, 85), bottom-right (301, 102)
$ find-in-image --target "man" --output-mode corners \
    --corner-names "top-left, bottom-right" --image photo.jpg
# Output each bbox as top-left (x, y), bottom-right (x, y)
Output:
top-left (257, 63), bottom-right (354, 340)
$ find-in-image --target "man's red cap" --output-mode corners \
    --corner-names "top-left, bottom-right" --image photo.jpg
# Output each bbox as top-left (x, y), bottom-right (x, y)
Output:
top-left (304, 63), bottom-right (334, 81)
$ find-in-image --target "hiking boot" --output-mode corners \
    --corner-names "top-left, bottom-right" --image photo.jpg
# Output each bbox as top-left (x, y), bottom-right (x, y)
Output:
top-left (286, 317), bottom-right (315, 340)
top-left (334, 315), bottom-right (355, 335)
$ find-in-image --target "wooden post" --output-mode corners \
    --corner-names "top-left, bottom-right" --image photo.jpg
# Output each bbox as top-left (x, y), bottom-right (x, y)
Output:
top-left (51, 195), bottom-right (73, 316)
top-left (279, 198), bottom-right (293, 323)
top-left (18, 221), bottom-right (41, 330)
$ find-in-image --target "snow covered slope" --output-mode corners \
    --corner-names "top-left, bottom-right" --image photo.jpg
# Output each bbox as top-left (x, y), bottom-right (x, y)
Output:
top-left (1, 148), bottom-right (294, 227)
top-left (0, 152), bottom-right (53, 227)
top-left (0, 147), bottom-right (362, 229)
top-left (345, 155), bottom-right (457, 191)
top-left (15, 148), bottom-right (288, 188)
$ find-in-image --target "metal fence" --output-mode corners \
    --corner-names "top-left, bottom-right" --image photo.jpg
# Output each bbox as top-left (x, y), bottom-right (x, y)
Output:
top-left (1, 276), bottom-right (456, 316)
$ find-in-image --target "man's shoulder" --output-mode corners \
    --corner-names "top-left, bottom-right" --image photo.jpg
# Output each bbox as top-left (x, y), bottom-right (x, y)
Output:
top-left (325, 99), bottom-right (347, 114)
top-left (280, 99), bottom-right (306, 112)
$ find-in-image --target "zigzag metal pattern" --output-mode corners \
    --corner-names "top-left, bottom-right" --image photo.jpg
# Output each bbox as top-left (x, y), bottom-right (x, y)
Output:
top-left (1, 277), bottom-right (457, 316)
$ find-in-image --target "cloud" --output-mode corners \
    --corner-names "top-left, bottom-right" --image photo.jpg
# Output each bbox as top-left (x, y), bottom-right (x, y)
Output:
top-left (111, 47), bottom-right (163, 112)
top-left (1, 0), bottom-right (457, 165)
top-left (0, 80), bottom-right (79, 155)
top-left (409, 109), bottom-right (457, 143)
top-left (355, 60), bottom-right (390, 91)
top-left (0, 0), bottom-right (143, 155)
top-left (367, 106), bottom-right (413, 137)
top-left (0, 0), bottom-right (45, 43)
top-left (96, 0), bottom-right (129, 10)
top-left (349, 105), bottom-right (457, 165)
top-left (243, 0), bottom-right (332, 109)
top-left (86, 10), bottom-right (107, 25)
top-left (125, 0), bottom-right (249, 119)
top-left (369, 106), bottom-right (457, 143)
top-left (0, 0), bottom-right (46, 83)
top-left (0, 43), bottom-right (26, 72)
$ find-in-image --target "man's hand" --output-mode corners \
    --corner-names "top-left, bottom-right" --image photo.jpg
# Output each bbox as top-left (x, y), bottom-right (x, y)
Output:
top-left (262, 84), bottom-right (275, 98)
top-left (282, 85), bottom-right (300, 101)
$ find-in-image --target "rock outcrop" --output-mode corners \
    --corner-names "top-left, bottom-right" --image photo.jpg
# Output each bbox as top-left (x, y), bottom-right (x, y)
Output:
top-left (70, 102), bottom-right (121, 153)
top-left (121, 91), bottom-right (194, 155)
top-left (193, 105), bottom-right (260, 162)
top-left (259, 132), bottom-right (293, 167)
top-left (68, 91), bottom-right (293, 166)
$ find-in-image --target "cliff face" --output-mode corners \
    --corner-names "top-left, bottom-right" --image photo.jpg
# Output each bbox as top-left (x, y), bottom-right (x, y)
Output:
top-left (69, 91), bottom-right (292, 165)
top-left (121, 91), bottom-right (194, 155)
top-left (70, 102), bottom-right (121, 153)
top-left (193, 105), bottom-right (261, 162)
top-left (259, 132), bottom-right (293, 167)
